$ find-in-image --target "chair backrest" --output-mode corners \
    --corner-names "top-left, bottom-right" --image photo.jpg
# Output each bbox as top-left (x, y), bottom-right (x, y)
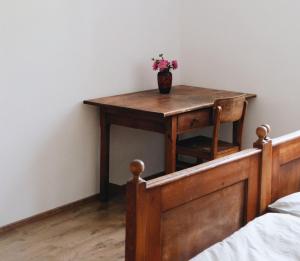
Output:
top-left (212, 95), bottom-right (247, 158)
top-left (214, 95), bottom-right (246, 123)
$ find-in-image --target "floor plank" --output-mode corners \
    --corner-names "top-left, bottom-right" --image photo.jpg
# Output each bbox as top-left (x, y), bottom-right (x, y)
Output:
top-left (0, 197), bottom-right (125, 261)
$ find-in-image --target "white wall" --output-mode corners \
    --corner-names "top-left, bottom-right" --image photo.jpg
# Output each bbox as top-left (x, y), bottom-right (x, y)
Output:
top-left (3, 0), bottom-right (300, 228)
top-left (181, 0), bottom-right (300, 147)
top-left (0, 1), bottom-right (181, 227)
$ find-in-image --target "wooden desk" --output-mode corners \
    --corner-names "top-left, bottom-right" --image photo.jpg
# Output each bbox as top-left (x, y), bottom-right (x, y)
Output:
top-left (84, 85), bottom-right (256, 201)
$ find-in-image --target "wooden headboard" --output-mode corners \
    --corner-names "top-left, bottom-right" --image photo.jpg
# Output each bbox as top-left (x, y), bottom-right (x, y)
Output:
top-left (125, 124), bottom-right (300, 261)
top-left (126, 148), bottom-right (263, 260)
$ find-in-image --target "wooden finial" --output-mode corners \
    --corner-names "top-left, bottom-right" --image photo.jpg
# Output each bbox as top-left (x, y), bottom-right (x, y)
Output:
top-left (254, 125), bottom-right (268, 147)
top-left (130, 159), bottom-right (145, 182)
top-left (262, 124), bottom-right (271, 140)
top-left (257, 125), bottom-right (268, 139)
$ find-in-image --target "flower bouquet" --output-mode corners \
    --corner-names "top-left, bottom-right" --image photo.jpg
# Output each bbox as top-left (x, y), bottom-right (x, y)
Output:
top-left (152, 54), bottom-right (178, 94)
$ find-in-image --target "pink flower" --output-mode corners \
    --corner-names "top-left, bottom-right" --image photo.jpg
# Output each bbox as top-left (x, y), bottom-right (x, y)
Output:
top-left (152, 61), bottom-right (159, 71)
top-left (151, 54), bottom-right (178, 72)
top-left (171, 60), bottom-right (178, 70)
top-left (158, 60), bottom-right (169, 71)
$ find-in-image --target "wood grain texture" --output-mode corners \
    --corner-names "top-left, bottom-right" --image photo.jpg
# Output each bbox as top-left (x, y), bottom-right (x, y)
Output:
top-left (160, 154), bottom-right (258, 212)
top-left (105, 106), bottom-right (165, 133)
top-left (84, 85), bottom-right (256, 117)
top-left (177, 96), bottom-right (248, 162)
top-left (126, 147), bottom-right (261, 261)
top-left (214, 95), bottom-right (246, 123)
top-left (0, 197), bottom-right (125, 261)
top-left (85, 86), bottom-right (256, 201)
top-left (253, 125), bottom-right (273, 214)
top-left (165, 116), bottom-right (178, 173)
top-left (271, 132), bottom-right (300, 202)
top-left (177, 136), bottom-right (240, 160)
top-left (177, 109), bottom-right (211, 134)
top-left (125, 125), bottom-right (300, 260)
top-left (147, 149), bottom-right (260, 188)
top-left (162, 182), bottom-right (245, 261)
top-left (278, 138), bottom-right (300, 165)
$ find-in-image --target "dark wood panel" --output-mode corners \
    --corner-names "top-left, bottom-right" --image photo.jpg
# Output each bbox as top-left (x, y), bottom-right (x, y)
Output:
top-left (109, 113), bottom-right (165, 133)
top-left (100, 109), bottom-right (110, 201)
top-left (161, 182), bottom-right (246, 261)
top-left (104, 105), bottom-right (165, 133)
top-left (104, 105), bottom-right (163, 122)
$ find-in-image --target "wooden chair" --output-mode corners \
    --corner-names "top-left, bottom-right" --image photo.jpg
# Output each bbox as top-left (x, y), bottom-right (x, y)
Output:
top-left (177, 95), bottom-right (248, 164)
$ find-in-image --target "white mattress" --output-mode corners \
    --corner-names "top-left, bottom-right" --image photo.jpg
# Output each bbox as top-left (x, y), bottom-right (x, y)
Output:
top-left (191, 213), bottom-right (300, 261)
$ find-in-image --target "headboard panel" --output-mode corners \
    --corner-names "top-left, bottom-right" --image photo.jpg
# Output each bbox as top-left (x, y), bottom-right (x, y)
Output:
top-left (272, 131), bottom-right (300, 201)
top-left (161, 181), bottom-right (246, 260)
top-left (156, 151), bottom-right (257, 212)
top-left (126, 125), bottom-right (300, 260)
top-left (126, 149), bottom-right (261, 261)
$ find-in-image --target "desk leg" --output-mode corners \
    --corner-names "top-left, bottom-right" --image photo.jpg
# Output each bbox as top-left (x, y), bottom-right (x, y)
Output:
top-left (165, 116), bottom-right (178, 173)
top-left (100, 109), bottom-right (110, 202)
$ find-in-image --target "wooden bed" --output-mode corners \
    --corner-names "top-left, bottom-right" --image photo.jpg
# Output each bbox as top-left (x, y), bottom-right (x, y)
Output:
top-left (125, 125), bottom-right (300, 261)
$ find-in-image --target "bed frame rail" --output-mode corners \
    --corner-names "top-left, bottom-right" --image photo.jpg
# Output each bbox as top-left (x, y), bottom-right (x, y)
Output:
top-left (126, 125), bottom-right (272, 261)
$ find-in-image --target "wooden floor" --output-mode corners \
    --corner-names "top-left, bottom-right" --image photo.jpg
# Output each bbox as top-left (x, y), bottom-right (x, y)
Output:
top-left (0, 197), bottom-right (125, 261)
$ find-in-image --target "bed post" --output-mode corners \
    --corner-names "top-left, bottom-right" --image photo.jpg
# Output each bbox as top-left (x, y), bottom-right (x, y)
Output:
top-left (126, 160), bottom-right (146, 261)
top-left (253, 124), bottom-right (272, 214)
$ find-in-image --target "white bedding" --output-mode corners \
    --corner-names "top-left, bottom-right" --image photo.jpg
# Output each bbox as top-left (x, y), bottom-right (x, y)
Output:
top-left (269, 192), bottom-right (300, 217)
top-left (191, 213), bottom-right (300, 261)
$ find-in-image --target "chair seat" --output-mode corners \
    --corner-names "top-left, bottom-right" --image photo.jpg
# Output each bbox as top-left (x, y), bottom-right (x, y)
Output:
top-left (177, 136), bottom-right (239, 159)
top-left (176, 160), bottom-right (195, 171)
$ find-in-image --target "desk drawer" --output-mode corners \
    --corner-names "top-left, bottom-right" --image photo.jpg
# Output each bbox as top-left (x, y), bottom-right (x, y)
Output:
top-left (177, 109), bottom-right (211, 133)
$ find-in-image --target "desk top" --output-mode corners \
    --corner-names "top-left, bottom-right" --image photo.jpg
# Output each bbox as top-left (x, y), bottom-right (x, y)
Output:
top-left (84, 85), bottom-right (256, 117)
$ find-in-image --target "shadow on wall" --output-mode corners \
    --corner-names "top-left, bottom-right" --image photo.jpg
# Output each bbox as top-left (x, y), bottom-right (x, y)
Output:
top-left (110, 125), bottom-right (165, 185)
